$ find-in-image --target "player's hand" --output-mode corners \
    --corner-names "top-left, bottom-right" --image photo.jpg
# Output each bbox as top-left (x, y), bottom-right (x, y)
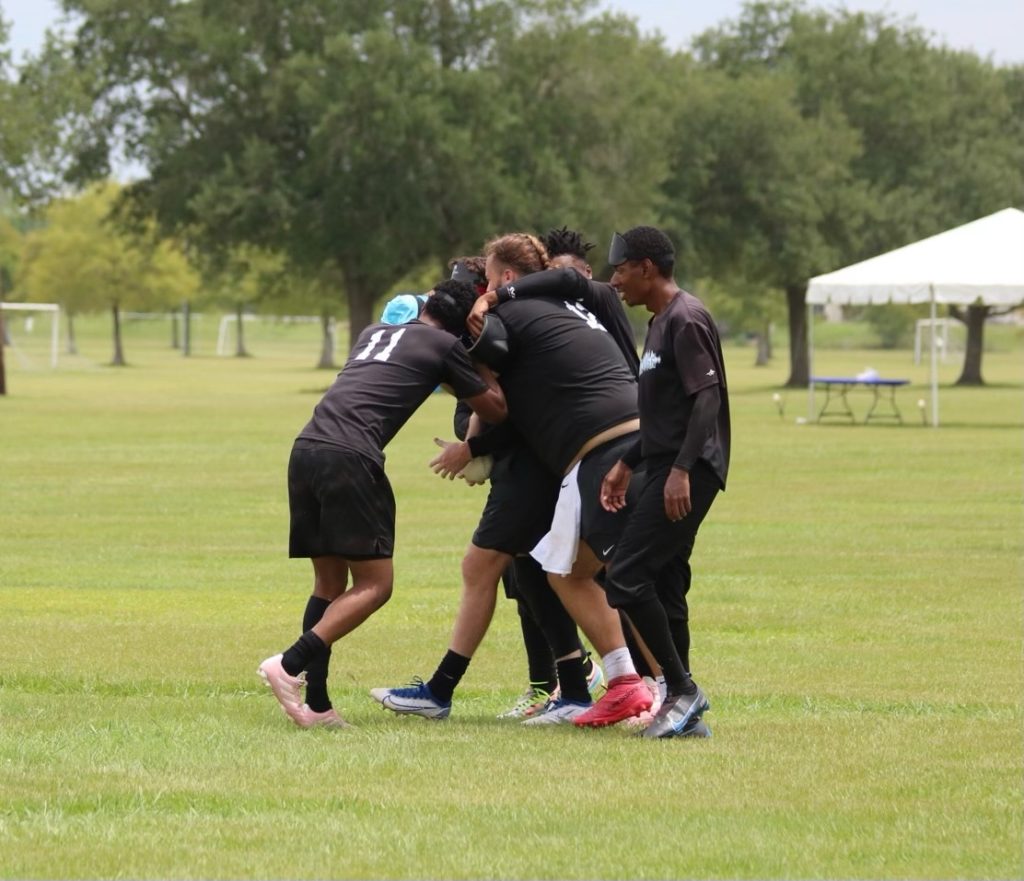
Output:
top-left (467, 292), bottom-right (497, 338)
top-left (600, 459), bottom-right (633, 512)
top-left (429, 437), bottom-right (472, 480)
top-left (664, 467), bottom-right (691, 521)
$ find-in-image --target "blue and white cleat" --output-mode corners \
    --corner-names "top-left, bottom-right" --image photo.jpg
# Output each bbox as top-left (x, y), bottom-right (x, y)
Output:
top-left (521, 697), bottom-right (591, 726)
top-left (370, 677), bottom-right (451, 720)
top-left (640, 685), bottom-right (709, 739)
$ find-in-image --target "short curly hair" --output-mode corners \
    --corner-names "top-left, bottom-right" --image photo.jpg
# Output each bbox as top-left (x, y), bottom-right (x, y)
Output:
top-left (422, 279), bottom-right (478, 335)
top-left (621, 226), bottom-right (675, 278)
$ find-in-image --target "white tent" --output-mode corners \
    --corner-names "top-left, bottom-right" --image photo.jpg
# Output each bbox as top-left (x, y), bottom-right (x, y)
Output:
top-left (805, 207), bottom-right (1024, 426)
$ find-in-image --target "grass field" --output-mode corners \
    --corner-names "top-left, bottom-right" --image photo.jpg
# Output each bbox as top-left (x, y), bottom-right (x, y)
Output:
top-left (1, 313), bottom-right (1022, 879)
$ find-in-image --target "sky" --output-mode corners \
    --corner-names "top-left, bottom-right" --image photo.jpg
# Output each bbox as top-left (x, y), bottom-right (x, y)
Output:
top-left (3, 0), bottom-right (1023, 65)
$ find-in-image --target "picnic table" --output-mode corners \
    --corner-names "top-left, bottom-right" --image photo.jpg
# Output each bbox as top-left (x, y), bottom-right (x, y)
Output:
top-left (812, 376), bottom-right (911, 424)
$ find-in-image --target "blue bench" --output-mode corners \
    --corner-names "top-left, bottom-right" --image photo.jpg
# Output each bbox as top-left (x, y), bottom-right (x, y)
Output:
top-left (812, 376), bottom-right (911, 424)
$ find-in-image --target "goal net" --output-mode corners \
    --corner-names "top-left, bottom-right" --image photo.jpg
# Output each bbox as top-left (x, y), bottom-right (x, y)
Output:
top-left (0, 303), bottom-right (61, 368)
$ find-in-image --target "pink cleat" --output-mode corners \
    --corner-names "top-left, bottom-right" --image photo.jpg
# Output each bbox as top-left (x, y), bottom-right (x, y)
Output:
top-left (258, 654), bottom-right (307, 723)
top-left (621, 676), bottom-right (663, 728)
top-left (573, 673), bottom-right (653, 728)
top-left (294, 705), bottom-right (350, 729)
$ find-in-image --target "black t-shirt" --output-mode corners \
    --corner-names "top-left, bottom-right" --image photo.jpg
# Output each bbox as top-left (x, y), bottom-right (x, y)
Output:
top-left (638, 291), bottom-right (730, 488)
top-left (297, 320), bottom-right (489, 467)
top-left (493, 296), bottom-right (638, 475)
top-left (497, 268), bottom-right (639, 376)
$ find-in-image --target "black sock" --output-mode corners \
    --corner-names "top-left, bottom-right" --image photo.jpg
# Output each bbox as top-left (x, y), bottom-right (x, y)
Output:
top-left (519, 603), bottom-right (557, 693)
top-left (426, 650), bottom-right (470, 703)
top-left (302, 596), bottom-right (333, 712)
top-left (281, 631), bottom-right (327, 677)
top-left (620, 597), bottom-right (694, 695)
top-left (556, 655), bottom-right (591, 704)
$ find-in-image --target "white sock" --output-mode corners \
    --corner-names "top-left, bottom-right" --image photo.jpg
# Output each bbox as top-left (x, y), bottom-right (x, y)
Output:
top-left (656, 675), bottom-right (667, 702)
top-left (601, 647), bottom-right (637, 682)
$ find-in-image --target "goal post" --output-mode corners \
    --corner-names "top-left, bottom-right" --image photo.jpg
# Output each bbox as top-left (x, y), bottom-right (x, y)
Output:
top-left (0, 303), bottom-right (61, 367)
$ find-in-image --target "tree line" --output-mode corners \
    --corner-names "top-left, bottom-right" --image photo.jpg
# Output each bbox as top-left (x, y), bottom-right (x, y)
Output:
top-left (1, 0), bottom-right (1021, 384)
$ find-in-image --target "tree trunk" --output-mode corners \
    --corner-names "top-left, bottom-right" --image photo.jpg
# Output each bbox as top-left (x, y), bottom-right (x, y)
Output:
top-left (346, 287), bottom-right (375, 354)
top-left (235, 303), bottom-right (249, 357)
top-left (784, 284), bottom-right (809, 387)
top-left (171, 308), bottom-right (180, 349)
top-left (66, 310), bottom-right (78, 355)
top-left (182, 301), bottom-right (192, 357)
top-left (754, 318), bottom-right (771, 366)
top-left (0, 307), bottom-right (7, 396)
top-left (316, 310), bottom-right (336, 369)
top-left (111, 301), bottom-right (126, 366)
top-left (954, 304), bottom-right (988, 386)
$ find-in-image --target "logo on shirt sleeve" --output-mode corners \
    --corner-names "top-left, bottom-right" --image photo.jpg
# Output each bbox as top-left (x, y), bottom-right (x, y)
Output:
top-left (706, 368), bottom-right (716, 376)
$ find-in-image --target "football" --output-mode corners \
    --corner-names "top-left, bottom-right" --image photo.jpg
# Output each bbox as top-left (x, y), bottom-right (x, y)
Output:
top-left (459, 454), bottom-right (494, 484)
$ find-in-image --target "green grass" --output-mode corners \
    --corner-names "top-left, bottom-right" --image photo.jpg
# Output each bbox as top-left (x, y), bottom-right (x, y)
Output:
top-left (1, 315), bottom-right (1022, 879)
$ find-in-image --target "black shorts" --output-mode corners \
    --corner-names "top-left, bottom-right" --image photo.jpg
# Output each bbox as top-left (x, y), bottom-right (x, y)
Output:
top-left (577, 432), bottom-right (641, 564)
top-left (472, 445), bottom-right (560, 556)
top-left (287, 440), bottom-right (395, 559)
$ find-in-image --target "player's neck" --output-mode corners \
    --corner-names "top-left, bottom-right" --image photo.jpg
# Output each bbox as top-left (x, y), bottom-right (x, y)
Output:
top-left (647, 278), bottom-right (681, 316)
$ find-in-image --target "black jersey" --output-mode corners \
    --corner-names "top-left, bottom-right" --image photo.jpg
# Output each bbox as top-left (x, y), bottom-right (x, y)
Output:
top-left (493, 296), bottom-right (638, 475)
top-left (638, 291), bottom-right (730, 488)
top-left (297, 320), bottom-right (488, 468)
top-left (497, 268), bottom-right (639, 375)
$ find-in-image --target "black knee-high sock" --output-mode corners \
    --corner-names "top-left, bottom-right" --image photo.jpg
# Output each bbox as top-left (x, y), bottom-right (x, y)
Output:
top-left (302, 596), bottom-right (333, 712)
top-left (518, 601), bottom-right (557, 693)
top-left (556, 655), bottom-right (591, 704)
top-left (427, 650), bottom-right (470, 703)
top-left (281, 631), bottom-right (328, 678)
top-left (671, 623), bottom-right (691, 679)
top-left (620, 597), bottom-right (694, 695)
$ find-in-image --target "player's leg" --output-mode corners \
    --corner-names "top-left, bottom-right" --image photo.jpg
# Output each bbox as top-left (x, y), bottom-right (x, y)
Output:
top-left (302, 556), bottom-right (349, 714)
top-left (605, 460), bottom-right (717, 739)
top-left (498, 575), bottom-right (559, 718)
top-left (530, 543), bottom-right (650, 726)
top-left (372, 446), bottom-right (558, 720)
top-left (370, 542), bottom-right (509, 719)
top-left (260, 445), bottom-right (393, 728)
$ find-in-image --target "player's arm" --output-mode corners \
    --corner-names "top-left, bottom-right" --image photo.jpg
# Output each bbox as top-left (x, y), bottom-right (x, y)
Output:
top-left (468, 268), bottom-right (591, 335)
top-left (665, 322), bottom-right (722, 520)
top-left (664, 385), bottom-right (720, 521)
top-left (462, 362), bottom-right (507, 425)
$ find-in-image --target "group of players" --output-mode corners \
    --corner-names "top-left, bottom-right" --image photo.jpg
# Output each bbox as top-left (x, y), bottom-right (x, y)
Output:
top-left (257, 224), bottom-right (730, 740)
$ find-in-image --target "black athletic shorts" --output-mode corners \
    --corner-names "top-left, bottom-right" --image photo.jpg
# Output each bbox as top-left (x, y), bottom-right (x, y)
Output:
top-left (472, 444), bottom-right (560, 556)
top-left (288, 440), bottom-right (395, 559)
top-left (577, 432), bottom-right (642, 565)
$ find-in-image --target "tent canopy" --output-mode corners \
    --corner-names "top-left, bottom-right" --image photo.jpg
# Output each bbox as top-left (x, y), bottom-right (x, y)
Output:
top-left (804, 207), bottom-right (1024, 427)
top-left (806, 207), bottom-right (1024, 306)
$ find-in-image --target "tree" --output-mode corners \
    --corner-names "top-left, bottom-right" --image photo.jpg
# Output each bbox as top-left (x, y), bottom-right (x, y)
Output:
top-left (55, 0), bottom-right (682, 347)
top-left (55, 1), bottom-right (531, 346)
top-left (692, 1), bottom-right (1024, 385)
top-left (19, 182), bottom-right (198, 365)
top-left (660, 67), bottom-right (863, 381)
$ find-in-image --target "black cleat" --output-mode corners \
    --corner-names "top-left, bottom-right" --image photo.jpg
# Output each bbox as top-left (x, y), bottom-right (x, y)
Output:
top-left (640, 685), bottom-right (709, 739)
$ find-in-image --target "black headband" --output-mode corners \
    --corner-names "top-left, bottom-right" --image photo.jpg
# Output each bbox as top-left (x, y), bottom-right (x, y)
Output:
top-left (608, 232), bottom-right (630, 266)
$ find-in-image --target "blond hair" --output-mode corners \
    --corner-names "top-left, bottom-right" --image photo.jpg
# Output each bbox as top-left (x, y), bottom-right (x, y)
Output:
top-left (484, 233), bottom-right (550, 277)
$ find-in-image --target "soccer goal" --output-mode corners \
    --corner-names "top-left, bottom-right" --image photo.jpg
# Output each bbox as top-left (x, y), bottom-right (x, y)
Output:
top-left (913, 318), bottom-right (961, 364)
top-left (0, 303), bottom-right (61, 367)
